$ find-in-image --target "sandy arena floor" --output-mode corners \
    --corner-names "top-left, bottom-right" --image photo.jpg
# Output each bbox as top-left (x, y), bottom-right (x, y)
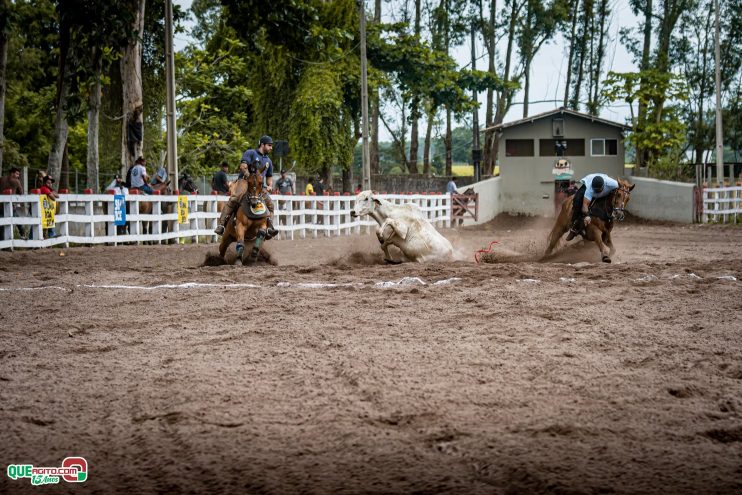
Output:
top-left (0, 215), bottom-right (741, 494)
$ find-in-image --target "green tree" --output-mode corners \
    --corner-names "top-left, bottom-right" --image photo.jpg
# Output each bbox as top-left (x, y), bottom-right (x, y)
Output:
top-left (603, 70), bottom-right (688, 173)
top-left (221, 0), bottom-right (362, 183)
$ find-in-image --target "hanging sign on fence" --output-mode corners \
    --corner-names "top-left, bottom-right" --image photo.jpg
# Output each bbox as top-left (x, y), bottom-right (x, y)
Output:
top-left (177, 196), bottom-right (189, 224)
top-left (113, 195), bottom-right (127, 226)
top-left (39, 195), bottom-right (56, 228)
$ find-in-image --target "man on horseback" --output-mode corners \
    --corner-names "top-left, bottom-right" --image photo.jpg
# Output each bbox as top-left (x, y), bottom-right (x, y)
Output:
top-left (128, 156), bottom-right (153, 195)
top-left (567, 173), bottom-right (619, 240)
top-left (214, 135), bottom-right (278, 239)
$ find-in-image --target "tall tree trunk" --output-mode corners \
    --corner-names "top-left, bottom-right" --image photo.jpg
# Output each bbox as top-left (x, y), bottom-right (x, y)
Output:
top-left (409, 106), bottom-right (419, 173)
top-left (87, 48), bottom-right (102, 193)
top-left (522, 1), bottom-right (533, 118)
top-left (523, 58), bottom-right (532, 118)
top-left (443, 0), bottom-right (452, 176)
top-left (408, 0), bottom-right (421, 174)
top-left (423, 110), bottom-right (433, 174)
top-left (370, 0), bottom-right (381, 175)
top-left (60, 142), bottom-right (70, 191)
top-left (589, 0), bottom-right (608, 114)
top-left (120, 0), bottom-right (146, 175)
top-left (564, 0), bottom-right (580, 107)
top-left (47, 9), bottom-right (71, 182)
top-left (445, 108), bottom-right (452, 175)
top-left (636, 0), bottom-right (652, 167)
top-left (0, 0), bottom-right (8, 177)
top-left (571, 0), bottom-right (592, 110)
top-left (693, 8), bottom-right (713, 166)
top-left (492, 0), bottom-right (521, 167)
top-left (483, 0), bottom-right (497, 176)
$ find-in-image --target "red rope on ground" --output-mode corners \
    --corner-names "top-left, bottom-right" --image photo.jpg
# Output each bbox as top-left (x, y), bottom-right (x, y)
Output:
top-left (474, 241), bottom-right (499, 264)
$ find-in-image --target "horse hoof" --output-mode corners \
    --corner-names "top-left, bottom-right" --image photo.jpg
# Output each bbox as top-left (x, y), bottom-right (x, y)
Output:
top-left (384, 258), bottom-right (402, 265)
top-left (234, 258), bottom-right (242, 266)
top-left (602, 255), bottom-right (611, 263)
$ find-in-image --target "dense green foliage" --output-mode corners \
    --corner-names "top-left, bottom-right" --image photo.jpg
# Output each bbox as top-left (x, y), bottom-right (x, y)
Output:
top-left (1, 0), bottom-right (741, 187)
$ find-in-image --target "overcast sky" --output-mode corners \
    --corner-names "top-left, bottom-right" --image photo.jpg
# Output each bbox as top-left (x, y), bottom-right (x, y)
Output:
top-left (172, 0), bottom-right (640, 141)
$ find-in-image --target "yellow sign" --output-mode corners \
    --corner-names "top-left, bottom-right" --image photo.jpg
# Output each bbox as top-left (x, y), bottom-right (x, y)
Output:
top-left (40, 195), bottom-right (56, 228)
top-left (177, 195), bottom-right (189, 224)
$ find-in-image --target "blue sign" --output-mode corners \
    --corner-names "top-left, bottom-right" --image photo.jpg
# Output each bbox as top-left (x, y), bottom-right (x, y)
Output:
top-left (114, 195), bottom-right (127, 226)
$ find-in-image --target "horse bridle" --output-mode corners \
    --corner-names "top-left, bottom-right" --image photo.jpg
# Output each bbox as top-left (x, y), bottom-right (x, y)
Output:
top-left (246, 174), bottom-right (264, 204)
top-left (611, 186), bottom-right (632, 221)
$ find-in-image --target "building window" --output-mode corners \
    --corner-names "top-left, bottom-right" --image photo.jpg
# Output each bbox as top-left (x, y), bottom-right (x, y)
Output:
top-left (505, 139), bottom-right (534, 157)
top-left (539, 139), bottom-right (585, 156)
top-left (591, 138), bottom-right (618, 156)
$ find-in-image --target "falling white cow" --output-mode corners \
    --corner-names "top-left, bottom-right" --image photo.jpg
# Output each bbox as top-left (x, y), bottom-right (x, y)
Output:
top-left (350, 191), bottom-right (454, 263)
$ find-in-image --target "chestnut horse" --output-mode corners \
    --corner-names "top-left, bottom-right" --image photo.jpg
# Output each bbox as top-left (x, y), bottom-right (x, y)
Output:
top-left (544, 178), bottom-right (635, 263)
top-left (218, 165), bottom-right (269, 264)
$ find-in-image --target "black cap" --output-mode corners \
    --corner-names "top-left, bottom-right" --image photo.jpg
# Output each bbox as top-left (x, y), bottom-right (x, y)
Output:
top-left (591, 175), bottom-right (605, 191)
top-left (43, 175), bottom-right (55, 183)
top-left (280, 169), bottom-right (286, 174)
top-left (259, 135), bottom-right (273, 145)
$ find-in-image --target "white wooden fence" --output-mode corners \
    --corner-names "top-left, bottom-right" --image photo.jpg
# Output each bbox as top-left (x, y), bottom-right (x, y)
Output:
top-left (0, 192), bottom-right (452, 250)
top-left (702, 186), bottom-right (742, 224)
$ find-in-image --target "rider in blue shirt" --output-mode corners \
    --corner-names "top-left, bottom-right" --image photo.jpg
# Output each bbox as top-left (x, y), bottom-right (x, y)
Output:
top-left (567, 173), bottom-right (619, 240)
top-left (215, 135), bottom-right (278, 239)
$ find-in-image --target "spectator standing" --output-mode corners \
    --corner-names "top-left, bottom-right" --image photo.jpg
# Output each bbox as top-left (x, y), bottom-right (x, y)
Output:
top-left (105, 175), bottom-right (129, 235)
top-left (38, 175), bottom-right (59, 238)
top-left (275, 169), bottom-right (294, 195)
top-left (305, 177), bottom-right (315, 196)
top-left (0, 167), bottom-right (26, 240)
top-left (354, 183), bottom-right (362, 194)
top-left (212, 161), bottom-right (231, 194)
top-left (105, 174), bottom-right (129, 195)
top-left (446, 176), bottom-right (458, 194)
top-left (314, 177), bottom-right (325, 196)
top-left (34, 170), bottom-right (47, 190)
top-left (0, 167), bottom-right (23, 194)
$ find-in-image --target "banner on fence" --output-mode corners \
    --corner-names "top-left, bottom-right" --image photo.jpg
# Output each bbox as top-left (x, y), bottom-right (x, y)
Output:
top-left (39, 195), bottom-right (56, 228)
top-left (113, 195), bottom-right (127, 226)
top-left (177, 196), bottom-right (189, 223)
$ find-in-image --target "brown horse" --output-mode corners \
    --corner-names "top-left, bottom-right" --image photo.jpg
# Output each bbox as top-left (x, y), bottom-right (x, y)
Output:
top-left (133, 182), bottom-right (173, 237)
top-left (544, 178), bottom-right (635, 263)
top-left (218, 165), bottom-right (269, 264)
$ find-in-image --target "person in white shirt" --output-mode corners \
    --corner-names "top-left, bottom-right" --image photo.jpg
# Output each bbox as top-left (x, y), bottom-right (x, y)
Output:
top-left (129, 156), bottom-right (153, 194)
top-left (105, 175), bottom-right (129, 195)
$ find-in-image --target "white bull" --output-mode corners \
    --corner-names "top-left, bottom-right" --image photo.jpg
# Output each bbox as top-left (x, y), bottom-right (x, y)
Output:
top-left (350, 191), bottom-right (454, 263)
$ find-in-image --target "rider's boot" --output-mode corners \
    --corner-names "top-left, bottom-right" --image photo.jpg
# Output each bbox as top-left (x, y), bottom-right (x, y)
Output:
top-left (214, 198), bottom-right (237, 235)
top-left (265, 217), bottom-right (278, 240)
top-left (565, 217), bottom-right (580, 241)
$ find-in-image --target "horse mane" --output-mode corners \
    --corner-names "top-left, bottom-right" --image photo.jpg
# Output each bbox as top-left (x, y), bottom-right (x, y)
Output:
top-left (589, 190), bottom-right (617, 222)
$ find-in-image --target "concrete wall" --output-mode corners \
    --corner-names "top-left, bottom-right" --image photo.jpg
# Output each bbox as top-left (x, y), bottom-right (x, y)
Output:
top-left (627, 177), bottom-right (696, 223)
top-left (459, 177), bottom-right (502, 226)
top-left (498, 113), bottom-right (626, 216)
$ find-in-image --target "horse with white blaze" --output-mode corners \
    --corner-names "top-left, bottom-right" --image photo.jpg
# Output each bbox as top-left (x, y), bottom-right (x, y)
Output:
top-left (350, 190), bottom-right (454, 263)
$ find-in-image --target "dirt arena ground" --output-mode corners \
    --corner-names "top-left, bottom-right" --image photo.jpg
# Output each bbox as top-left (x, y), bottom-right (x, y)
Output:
top-left (1, 215), bottom-right (741, 494)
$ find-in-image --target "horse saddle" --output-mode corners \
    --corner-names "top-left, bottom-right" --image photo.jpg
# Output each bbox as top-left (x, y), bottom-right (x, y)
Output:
top-left (240, 196), bottom-right (269, 219)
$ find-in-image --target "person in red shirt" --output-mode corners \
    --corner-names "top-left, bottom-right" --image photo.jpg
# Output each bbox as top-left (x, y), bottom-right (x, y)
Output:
top-left (38, 175), bottom-right (59, 238)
